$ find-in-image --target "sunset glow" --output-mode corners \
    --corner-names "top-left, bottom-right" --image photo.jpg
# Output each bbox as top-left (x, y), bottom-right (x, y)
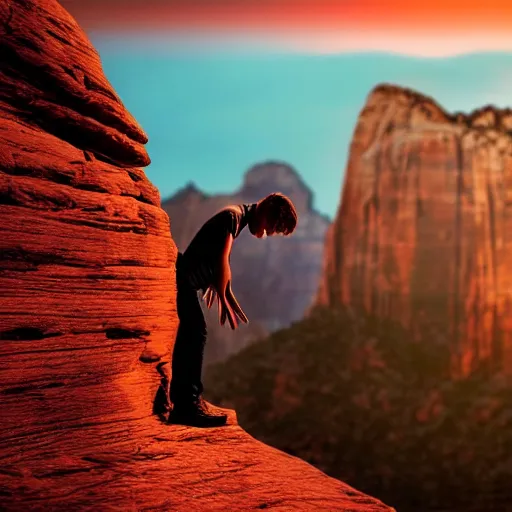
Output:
top-left (61, 0), bottom-right (512, 31)
top-left (59, 0), bottom-right (512, 218)
top-left (61, 0), bottom-right (512, 57)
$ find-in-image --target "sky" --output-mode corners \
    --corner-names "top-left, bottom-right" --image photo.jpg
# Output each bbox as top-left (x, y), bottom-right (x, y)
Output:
top-left (61, 0), bottom-right (512, 56)
top-left (61, 1), bottom-right (512, 219)
top-left (61, 1), bottom-right (512, 30)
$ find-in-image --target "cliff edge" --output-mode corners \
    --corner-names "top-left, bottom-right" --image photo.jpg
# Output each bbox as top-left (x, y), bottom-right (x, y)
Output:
top-left (0, 1), bottom-right (392, 510)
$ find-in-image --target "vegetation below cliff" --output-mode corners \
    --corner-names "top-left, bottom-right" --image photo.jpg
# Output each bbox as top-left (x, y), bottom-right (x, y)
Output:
top-left (205, 306), bottom-right (512, 512)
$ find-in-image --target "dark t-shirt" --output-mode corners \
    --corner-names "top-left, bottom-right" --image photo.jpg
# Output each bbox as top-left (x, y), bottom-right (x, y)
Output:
top-left (179, 203), bottom-right (256, 291)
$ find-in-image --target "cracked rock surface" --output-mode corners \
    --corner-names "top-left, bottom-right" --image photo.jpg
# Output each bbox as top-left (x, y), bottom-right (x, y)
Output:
top-left (2, 409), bottom-right (392, 511)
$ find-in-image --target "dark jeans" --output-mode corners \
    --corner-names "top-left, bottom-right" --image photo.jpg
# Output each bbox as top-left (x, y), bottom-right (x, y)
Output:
top-left (170, 253), bottom-right (207, 405)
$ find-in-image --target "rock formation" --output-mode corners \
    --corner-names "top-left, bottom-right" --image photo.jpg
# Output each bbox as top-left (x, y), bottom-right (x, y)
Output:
top-left (163, 162), bottom-right (330, 364)
top-left (0, 2), bottom-right (391, 510)
top-left (317, 83), bottom-right (512, 377)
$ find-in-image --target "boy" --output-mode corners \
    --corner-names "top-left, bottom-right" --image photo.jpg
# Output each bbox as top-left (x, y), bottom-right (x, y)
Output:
top-left (168, 192), bottom-right (298, 427)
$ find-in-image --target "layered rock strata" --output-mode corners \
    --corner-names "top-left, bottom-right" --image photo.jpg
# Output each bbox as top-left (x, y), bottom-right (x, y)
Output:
top-left (317, 84), bottom-right (512, 376)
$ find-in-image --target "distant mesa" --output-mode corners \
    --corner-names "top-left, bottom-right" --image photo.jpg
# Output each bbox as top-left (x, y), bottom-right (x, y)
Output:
top-left (162, 160), bottom-right (331, 364)
top-left (317, 82), bottom-right (512, 377)
top-left (240, 161), bottom-right (316, 212)
top-left (174, 181), bottom-right (206, 199)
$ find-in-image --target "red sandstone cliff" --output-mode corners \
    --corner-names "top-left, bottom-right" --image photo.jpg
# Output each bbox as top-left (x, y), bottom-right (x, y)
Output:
top-left (163, 162), bottom-right (330, 364)
top-left (0, 2), bottom-right (392, 510)
top-left (317, 84), bottom-right (512, 377)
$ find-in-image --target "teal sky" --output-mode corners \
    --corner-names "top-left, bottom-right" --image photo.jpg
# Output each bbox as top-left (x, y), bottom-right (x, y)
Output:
top-left (93, 38), bottom-right (512, 219)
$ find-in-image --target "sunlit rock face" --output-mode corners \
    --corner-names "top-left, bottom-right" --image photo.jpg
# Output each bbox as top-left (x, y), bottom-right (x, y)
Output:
top-left (0, 0), bottom-right (177, 463)
top-left (317, 83), bottom-right (512, 377)
top-left (0, 3), bottom-right (394, 510)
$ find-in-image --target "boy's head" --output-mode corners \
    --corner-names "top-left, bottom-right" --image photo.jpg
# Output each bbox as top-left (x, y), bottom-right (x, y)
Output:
top-left (249, 193), bottom-right (298, 238)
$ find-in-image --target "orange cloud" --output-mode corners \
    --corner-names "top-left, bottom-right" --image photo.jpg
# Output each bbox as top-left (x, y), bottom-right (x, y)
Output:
top-left (61, 0), bottom-right (512, 33)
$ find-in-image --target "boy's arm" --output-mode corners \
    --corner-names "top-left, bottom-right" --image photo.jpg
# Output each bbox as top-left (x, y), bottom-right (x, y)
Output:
top-left (213, 233), bottom-right (238, 329)
top-left (209, 232), bottom-right (249, 329)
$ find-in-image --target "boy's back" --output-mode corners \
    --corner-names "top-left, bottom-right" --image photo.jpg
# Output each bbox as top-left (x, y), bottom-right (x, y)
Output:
top-left (181, 204), bottom-right (254, 292)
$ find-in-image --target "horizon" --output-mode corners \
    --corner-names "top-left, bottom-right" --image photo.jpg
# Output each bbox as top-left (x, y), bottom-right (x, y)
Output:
top-left (88, 31), bottom-right (512, 59)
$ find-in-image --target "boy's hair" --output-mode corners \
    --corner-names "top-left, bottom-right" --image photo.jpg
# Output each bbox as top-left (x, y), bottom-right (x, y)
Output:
top-left (259, 193), bottom-right (298, 235)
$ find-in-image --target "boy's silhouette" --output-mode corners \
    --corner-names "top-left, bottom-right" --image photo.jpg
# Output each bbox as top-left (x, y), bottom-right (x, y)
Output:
top-left (168, 192), bottom-right (298, 427)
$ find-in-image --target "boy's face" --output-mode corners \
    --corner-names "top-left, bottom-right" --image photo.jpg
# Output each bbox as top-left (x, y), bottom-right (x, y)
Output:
top-left (249, 203), bottom-right (277, 238)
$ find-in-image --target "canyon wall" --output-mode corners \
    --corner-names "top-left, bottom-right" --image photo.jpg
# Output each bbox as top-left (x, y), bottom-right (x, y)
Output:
top-left (0, 0), bottom-right (177, 446)
top-left (317, 84), bottom-right (512, 376)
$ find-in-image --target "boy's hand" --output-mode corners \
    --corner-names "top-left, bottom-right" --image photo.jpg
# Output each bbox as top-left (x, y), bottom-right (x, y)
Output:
top-left (226, 281), bottom-right (248, 325)
top-left (203, 287), bottom-right (216, 309)
top-left (202, 281), bottom-right (248, 330)
top-left (202, 232), bottom-right (249, 330)
top-left (217, 281), bottom-right (248, 330)
top-left (202, 262), bottom-right (238, 329)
